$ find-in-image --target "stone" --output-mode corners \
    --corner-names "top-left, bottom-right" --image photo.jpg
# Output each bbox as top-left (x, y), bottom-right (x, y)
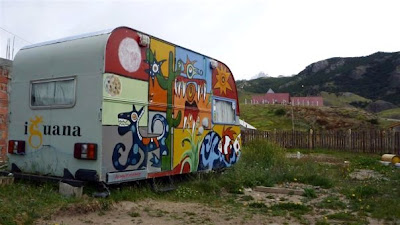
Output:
top-left (59, 181), bottom-right (83, 198)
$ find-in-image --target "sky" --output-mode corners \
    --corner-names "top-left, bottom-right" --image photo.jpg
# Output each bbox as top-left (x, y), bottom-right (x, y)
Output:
top-left (1, 0), bottom-right (400, 80)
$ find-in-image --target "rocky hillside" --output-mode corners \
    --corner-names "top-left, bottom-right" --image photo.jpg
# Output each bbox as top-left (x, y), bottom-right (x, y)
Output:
top-left (238, 51), bottom-right (400, 105)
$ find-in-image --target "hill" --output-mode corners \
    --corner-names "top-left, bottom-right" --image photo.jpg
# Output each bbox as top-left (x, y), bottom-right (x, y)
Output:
top-left (240, 104), bottom-right (383, 131)
top-left (237, 51), bottom-right (400, 105)
top-left (378, 107), bottom-right (400, 120)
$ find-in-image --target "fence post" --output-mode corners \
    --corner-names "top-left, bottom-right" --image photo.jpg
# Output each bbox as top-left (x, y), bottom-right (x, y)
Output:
top-left (347, 129), bottom-right (352, 151)
top-left (392, 130), bottom-right (396, 154)
top-left (309, 129), bottom-right (313, 150)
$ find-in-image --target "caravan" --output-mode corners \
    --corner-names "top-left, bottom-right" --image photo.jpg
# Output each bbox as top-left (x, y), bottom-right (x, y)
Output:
top-left (8, 27), bottom-right (241, 184)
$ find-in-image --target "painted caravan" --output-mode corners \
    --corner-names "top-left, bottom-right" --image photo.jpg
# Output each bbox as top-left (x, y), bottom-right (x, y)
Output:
top-left (7, 27), bottom-right (241, 184)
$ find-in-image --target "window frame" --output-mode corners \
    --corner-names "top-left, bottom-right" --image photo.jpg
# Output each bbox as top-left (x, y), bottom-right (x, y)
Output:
top-left (30, 76), bottom-right (77, 109)
top-left (212, 97), bottom-right (237, 125)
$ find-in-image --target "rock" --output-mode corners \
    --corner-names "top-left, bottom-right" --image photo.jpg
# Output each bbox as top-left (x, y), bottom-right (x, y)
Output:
top-left (244, 188), bottom-right (252, 192)
top-left (349, 169), bottom-right (384, 180)
top-left (365, 100), bottom-right (397, 113)
top-left (311, 60), bottom-right (329, 73)
top-left (59, 181), bottom-right (83, 198)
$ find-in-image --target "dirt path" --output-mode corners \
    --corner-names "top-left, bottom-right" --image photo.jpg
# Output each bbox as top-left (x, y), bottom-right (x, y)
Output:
top-left (40, 199), bottom-right (287, 225)
top-left (39, 185), bottom-right (383, 225)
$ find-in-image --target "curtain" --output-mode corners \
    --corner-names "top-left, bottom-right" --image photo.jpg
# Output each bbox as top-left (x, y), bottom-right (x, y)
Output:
top-left (54, 79), bottom-right (75, 105)
top-left (214, 100), bottom-right (235, 124)
top-left (31, 79), bottom-right (75, 107)
top-left (32, 82), bottom-right (55, 106)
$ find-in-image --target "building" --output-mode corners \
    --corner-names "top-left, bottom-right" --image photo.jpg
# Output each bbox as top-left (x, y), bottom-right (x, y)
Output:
top-left (291, 96), bottom-right (324, 106)
top-left (252, 89), bottom-right (290, 105)
top-left (251, 88), bottom-right (323, 106)
top-left (0, 58), bottom-right (12, 162)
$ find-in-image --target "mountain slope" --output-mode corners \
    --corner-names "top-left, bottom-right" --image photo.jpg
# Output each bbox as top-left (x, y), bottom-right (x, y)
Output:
top-left (237, 51), bottom-right (400, 105)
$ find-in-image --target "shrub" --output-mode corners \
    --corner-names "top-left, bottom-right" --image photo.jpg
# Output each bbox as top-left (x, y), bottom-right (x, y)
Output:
top-left (303, 188), bottom-right (317, 198)
top-left (274, 108), bottom-right (286, 116)
top-left (300, 174), bottom-right (333, 189)
top-left (270, 203), bottom-right (311, 214)
top-left (217, 140), bottom-right (288, 190)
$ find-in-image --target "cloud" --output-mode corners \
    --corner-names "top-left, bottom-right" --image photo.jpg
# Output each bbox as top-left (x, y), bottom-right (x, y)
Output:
top-left (1, 0), bottom-right (399, 80)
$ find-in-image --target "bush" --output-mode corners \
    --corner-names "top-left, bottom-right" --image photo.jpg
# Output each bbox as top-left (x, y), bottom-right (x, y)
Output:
top-left (367, 118), bottom-right (379, 124)
top-left (274, 108), bottom-right (286, 116)
top-left (300, 174), bottom-right (333, 189)
top-left (217, 140), bottom-right (288, 190)
top-left (355, 185), bottom-right (378, 198)
top-left (303, 188), bottom-right (317, 198)
top-left (270, 203), bottom-right (311, 214)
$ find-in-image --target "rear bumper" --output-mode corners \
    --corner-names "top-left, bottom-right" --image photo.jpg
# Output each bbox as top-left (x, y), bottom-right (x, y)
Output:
top-left (0, 170), bottom-right (85, 187)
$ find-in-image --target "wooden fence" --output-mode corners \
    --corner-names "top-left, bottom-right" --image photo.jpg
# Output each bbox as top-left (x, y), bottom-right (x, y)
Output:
top-left (242, 129), bottom-right (400, 154)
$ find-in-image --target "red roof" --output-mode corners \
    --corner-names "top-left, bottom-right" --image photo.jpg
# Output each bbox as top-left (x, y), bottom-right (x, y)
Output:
top-left (252, 93), bottom-right (290, 104)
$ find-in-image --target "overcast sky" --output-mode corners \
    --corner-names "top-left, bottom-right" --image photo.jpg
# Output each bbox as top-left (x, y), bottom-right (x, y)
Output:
top-left (1, 0), bottom-right (400, 80)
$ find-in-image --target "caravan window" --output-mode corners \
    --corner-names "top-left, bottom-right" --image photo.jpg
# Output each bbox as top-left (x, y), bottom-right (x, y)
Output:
top-left (213, 98), bottom-right (236, 124)
top-left (31, 77), bottom-right (76, 108)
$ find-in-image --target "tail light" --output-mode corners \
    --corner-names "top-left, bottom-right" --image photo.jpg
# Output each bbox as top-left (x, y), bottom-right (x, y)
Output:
top-left (74, 143), bottom-right (97, 160)
top-left (8, 140), bottom-right (26, 155)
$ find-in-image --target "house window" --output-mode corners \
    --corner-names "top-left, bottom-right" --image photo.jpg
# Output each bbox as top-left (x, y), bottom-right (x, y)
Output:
top-left (213, 98), bottom-right (236, 124)
top-left (31, 77), bottom-right (76, 108)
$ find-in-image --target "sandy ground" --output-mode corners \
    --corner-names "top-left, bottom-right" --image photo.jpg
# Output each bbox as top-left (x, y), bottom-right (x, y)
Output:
top-left (40, 198), bottom-right (288, 225)
top-left (38, 184), bottom-right (385, 225)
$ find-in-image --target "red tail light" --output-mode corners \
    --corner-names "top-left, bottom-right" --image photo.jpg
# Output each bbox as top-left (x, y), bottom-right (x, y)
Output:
top-left (8, 140), bottom-right (26, 155)
top-left (74, 143), bottom-right (97, 160)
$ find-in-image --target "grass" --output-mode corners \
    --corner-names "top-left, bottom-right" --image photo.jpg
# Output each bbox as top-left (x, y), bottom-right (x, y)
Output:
top-left (270, 202), bottom-right (310, 214)
top-left (303, 188), bottom-right (317, 198)
top-left (239, 104), bottom-right (299, 131)
top-left (318, 196), bottom-right (347, 210)
top-left (0, 181), bottom-right (108, 225)
top-left (320, 91), bottom-right (371, 108)
top-left (1, 140), bottom-right (400, 224)
top-left (378, 107), bottom-right (400, 120)
top-left (239, 103), bottom-right (381, 131)
top-left (129, 211), bottom-right (140, 217)
top-left (326, 212), bottom-right (361, 222)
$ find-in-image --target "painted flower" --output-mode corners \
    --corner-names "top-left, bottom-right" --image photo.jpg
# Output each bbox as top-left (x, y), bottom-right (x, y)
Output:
top-left (214, 66), bottom-right (232, 95)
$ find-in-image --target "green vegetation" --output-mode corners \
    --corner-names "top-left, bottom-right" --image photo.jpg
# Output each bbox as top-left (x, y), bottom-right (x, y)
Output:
top-left (320, 91), bottom-right (371, 108)
top-left (240, 103), bottom-right (380, 131)
top-left (303, 188), bottom-right (317, 198)
top-left (270, 202), bottom-right (311, 214)
top-left (378, 107), bottom-right (400, 120)
top-left (240, 104), bottom-right (302, 130)
top-left (0, 182), bottom-right (111, 225)
top-left (327, 212), bottom-right (362, 222)
top-left (318, 195), bottom-right (347, 210)
top-left (1, 140), bottom-right (400, 224)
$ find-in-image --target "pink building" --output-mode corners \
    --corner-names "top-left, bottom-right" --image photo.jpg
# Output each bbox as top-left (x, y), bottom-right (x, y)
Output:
top-left (250, 89), bottom-right (323, 107)
top-left (252, 93), bottom-right (290, 104)
top-left (290, 96), bottom-right (323, 106)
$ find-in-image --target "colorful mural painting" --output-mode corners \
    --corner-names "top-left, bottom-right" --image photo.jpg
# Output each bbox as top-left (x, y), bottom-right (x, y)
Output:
top-left (9, 26), bottom-right (240, 184)
top-left (102, 27), bottom-right (241, 181)
top-left (111, 105), bottom-right (168, 171)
